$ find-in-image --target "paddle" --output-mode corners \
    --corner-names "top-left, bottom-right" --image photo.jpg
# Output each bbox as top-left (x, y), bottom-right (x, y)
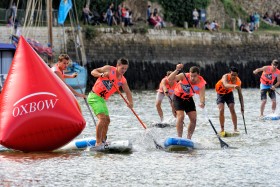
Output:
top-left (237, 88), bottom-right (247, 134)
top-left (108, 79), bottom-right (163, 150)
top-left (182, 71), bottom-right (229, 148)
top-left (255, 73), bottom-right (280, 95)
top-left (76, 78), bottom-right (97, 126)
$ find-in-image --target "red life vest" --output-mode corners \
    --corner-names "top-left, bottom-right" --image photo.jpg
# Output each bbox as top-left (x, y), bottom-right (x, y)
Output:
top-left (215, 74), bottom-right (241, 94)
top-left (157, 76), bottom-right (176, 95)
top-left (92, 66), bottom-right (127, 100)
top-left (174, 73), bottom-right (206, 99)
top-left (260, 66), bottom-right (280, 86)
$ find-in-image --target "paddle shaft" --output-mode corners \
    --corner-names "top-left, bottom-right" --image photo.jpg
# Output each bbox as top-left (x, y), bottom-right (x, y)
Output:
top-left (182, 71), bottom-right (229, 148)
top-left (76, 78), bottom-right (97, 126)
top-left (237, 88), bottom-right (247, 134)
top-left (113, 85), bottom-right (147, 129)
top-left (108, 79), bottom-right (163, 149)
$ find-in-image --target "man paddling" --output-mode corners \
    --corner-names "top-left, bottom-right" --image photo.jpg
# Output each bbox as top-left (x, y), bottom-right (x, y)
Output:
top-left (52, 54), bottom-right (86, 98)
top-left (87, 58), bottom-right (133, 150)
top-left (253, 59), bottom-right (280, 117)
top-left (215, 66), bottom-right (244, 134)
top-left (155, 71), bottom-right (177, 122)
top-left (168, 64), bottom-right (206, 139)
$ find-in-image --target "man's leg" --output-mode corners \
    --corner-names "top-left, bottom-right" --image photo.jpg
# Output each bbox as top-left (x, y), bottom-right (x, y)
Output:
top-left (228, 103), bottom-right (238, 132)
top-left (186, 111), bottom-right (197, 139)
top-left (176, 110), bottom-right (185, 137)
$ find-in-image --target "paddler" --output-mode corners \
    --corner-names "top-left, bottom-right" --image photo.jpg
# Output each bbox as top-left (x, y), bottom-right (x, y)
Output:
top-left (51, 54), bottom-right (86, 98)
top-left (168, 64), bottom-right (206, 139)
top-left (87, 58), bottom-right (133, 150)
top-left (253, 59), bottom-right (280, 117)
top-left (155, 71), bottom-right (177, 122)
top-left (215, 66), bottom-right (244, 134)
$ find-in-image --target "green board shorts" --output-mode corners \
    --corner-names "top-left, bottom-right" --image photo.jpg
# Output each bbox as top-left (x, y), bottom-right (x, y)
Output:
top-left (87, 91), bottom-right (109, 116)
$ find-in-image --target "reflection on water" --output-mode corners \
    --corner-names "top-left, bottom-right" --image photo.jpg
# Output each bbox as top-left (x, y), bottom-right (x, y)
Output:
top-left (1, 89), bottom-right (280, 186)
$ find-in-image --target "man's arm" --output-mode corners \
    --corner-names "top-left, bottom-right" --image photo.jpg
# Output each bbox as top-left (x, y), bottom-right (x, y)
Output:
top-left (91, 65), bottom-right (111, 78)
top-left (198, 85), bottom-right (206, 108)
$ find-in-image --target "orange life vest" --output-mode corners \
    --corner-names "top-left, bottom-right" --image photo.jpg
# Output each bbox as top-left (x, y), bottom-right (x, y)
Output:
top-left (260, 66), bottom-right (280, 86)
top-left (92, 66), bottom-right (127, 100)
top-left (157, 76), bottom-right (176, 95)
top-left (174, 73), bottom-right (206, 99)
top-left (215, 74), bottom-right (241, 94)
top-left (51, 63), bottom-right (65, 79)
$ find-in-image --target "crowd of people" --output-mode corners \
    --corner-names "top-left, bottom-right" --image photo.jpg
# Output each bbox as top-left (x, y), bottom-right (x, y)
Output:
top-left (82, 2), bottom-right (133, 27)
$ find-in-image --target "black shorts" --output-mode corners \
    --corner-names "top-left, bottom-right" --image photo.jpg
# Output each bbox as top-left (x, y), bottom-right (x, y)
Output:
top-left (216, 92), bottom-right (235, 105)
top-left (261, 89), bottom-right (276, 100)
top-left (173, 95), bottom-right (196, 113)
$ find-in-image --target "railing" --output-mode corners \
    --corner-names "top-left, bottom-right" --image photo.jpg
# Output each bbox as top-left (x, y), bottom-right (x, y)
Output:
top-left (0, 8), bottom-right (58, 26)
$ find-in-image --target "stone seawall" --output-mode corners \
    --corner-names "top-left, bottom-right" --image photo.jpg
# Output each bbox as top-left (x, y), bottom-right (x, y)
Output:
top-left (82, 29), bottom-right (280, 65)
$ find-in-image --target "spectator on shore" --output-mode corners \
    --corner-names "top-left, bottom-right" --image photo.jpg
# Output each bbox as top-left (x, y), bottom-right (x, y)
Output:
top-left (83, 4), bottom-right (92, 25)
top-left (249, 13), bottom-right (255, 31)
top-left (254, 12), bottom-right (260, 30)
top-left (274, 11), bottom-right (280, 25)
top-left (193, 8), bottom-right (199, 28)
top-left (121, 3), bottom-right (126, 27)
top-left (7, 15), bottom-right (14, 27)
top-left (239, 22), bottom-right (252, 33)
top-left (147, 5), bottom-right (151, 22)
top-left (148, 12), bottom-right (161, 29)
top-left (204, 21), bottom-right (212, 31)
top-left (155, 12), bottom-right (165, 28)
top-left (106, 4), bottom-right (113, 26)
top-left (263, 12), bottom-right (272, 24)
top-left (11, 2), bottom-right (17, 21)
top-left (210, 20), bottom-right (220, 31)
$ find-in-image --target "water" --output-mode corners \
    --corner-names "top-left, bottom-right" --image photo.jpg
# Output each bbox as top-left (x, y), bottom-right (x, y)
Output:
top-left (1, 89), bottom-right (280, 186)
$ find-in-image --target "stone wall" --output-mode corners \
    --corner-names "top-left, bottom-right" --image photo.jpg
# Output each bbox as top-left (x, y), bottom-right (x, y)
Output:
top-left (81, 29), bottom-right (280, 65)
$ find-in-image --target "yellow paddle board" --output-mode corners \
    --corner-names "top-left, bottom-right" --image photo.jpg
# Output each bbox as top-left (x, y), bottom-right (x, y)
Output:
top-left (219, 131), bottom-right (240, 137)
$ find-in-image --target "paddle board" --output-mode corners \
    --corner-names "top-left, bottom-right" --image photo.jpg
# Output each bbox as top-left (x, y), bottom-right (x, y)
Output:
top-left (59, 137), bottom-right (132, 153)
top-left (90, 140), bottom-right (132, 153)
top-left (164, 137), bottom-right (194, 151)
top-left (219, 131), bottom-right (240, 137)
top-left (262, 114), bottom-right (280, 120)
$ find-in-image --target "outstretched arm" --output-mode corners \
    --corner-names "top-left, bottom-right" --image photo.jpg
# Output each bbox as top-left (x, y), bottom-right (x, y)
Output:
top-left (168, 63), bottom-right (184, 82)
top-left (253, 66), bottom-right (267, 74)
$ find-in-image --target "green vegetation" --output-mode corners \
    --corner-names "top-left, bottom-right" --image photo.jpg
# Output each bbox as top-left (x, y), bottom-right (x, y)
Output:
top-left (157, 0), bottom-right (210, 27)
top-left (84, 26), bottom-right (99, 39)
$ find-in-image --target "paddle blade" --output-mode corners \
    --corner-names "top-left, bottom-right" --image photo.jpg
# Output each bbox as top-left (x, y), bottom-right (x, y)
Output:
top-left (219, 137), bottom-right (229, 148)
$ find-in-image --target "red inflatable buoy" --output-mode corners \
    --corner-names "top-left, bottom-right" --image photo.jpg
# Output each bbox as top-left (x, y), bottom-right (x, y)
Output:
top-left (0, 36), bottom-right (86, 152)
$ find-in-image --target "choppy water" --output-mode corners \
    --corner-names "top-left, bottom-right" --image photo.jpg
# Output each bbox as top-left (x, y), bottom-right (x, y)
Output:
top-left (1, 89), bottom-right (280, 187)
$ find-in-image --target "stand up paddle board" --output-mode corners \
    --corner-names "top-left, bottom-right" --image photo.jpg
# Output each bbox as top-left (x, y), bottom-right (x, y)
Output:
top-left (164, 137), bottom-right (194, 151)
top-left (90, 140), bottom-right (132, 153)
top-left (219, 131), bottom-right (240, 137)
top-left (262, 114), bottom-right (280, 120)
top-left (59, 137), bottom-right (132, 153)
